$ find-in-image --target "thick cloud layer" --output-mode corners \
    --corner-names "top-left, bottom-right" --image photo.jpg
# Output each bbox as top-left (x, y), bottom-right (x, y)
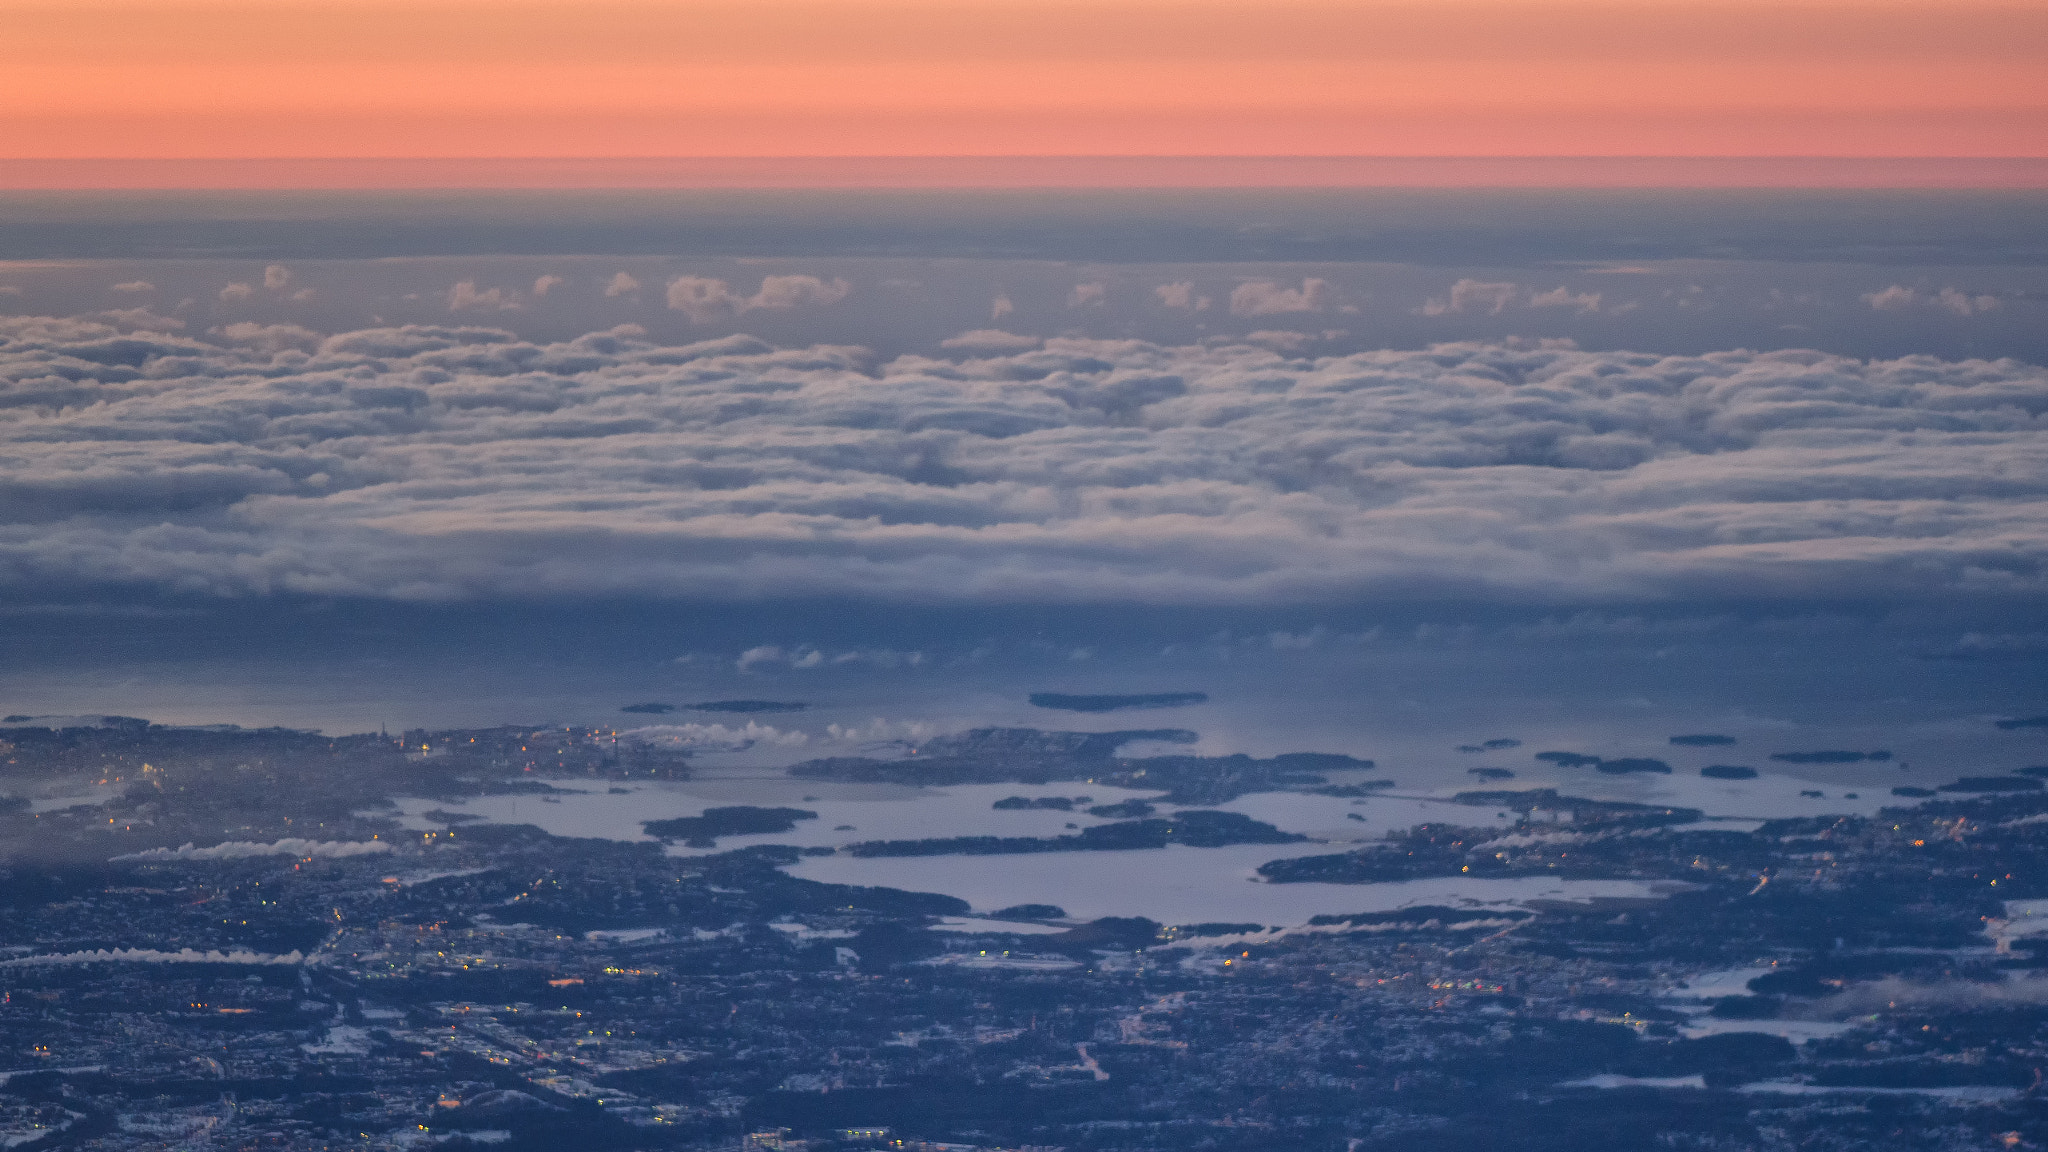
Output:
top-left (1, 315), bottom-right (2043, 606)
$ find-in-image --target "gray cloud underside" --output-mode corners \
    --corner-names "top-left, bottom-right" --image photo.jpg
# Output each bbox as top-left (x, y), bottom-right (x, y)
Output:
top-left (1, 315), bottom-right (2044, 605)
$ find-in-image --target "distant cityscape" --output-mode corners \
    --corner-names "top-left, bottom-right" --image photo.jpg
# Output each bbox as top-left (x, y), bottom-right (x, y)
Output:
top-left (1, 715), bottom-right (2046, 1149)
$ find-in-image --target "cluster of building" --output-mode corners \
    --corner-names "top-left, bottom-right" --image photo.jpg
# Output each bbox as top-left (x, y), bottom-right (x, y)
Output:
top-left (2, 720), bottom-right (2046, 1149)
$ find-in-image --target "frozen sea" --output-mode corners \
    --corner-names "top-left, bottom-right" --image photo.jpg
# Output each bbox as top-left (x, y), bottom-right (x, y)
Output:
top-left (388, 752), bottom-right (1942, 930)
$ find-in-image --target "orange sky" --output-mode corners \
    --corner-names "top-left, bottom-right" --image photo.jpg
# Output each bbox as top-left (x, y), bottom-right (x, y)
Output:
top-left (3, 0), bottom-right (2044, 165)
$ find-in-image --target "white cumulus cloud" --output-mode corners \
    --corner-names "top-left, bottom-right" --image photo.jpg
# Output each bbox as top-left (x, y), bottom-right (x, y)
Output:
top-left (667, 274), bottom-right (851, 323)
top-left (1864, 285), bottom-right (2001, 316)
top-left (1068, 282), bottom-right (1108, 309)
top-left (1230, 278), bottom-right (1329, 317)
top-left (751, 274), bottom-right (850, 311)
top-left (738, 645), bottom-right (923, 671)
top-left (1529, 286), bottom-right (1602, 313)
top-left (1422, 279), bottom-right (1520, 316)
top-left (1155, 282), bottom-right (1210, 311)
top-left (666, 276), bottom-right (746, 322)
top-left (449, 281), bottom-right (520, 311)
